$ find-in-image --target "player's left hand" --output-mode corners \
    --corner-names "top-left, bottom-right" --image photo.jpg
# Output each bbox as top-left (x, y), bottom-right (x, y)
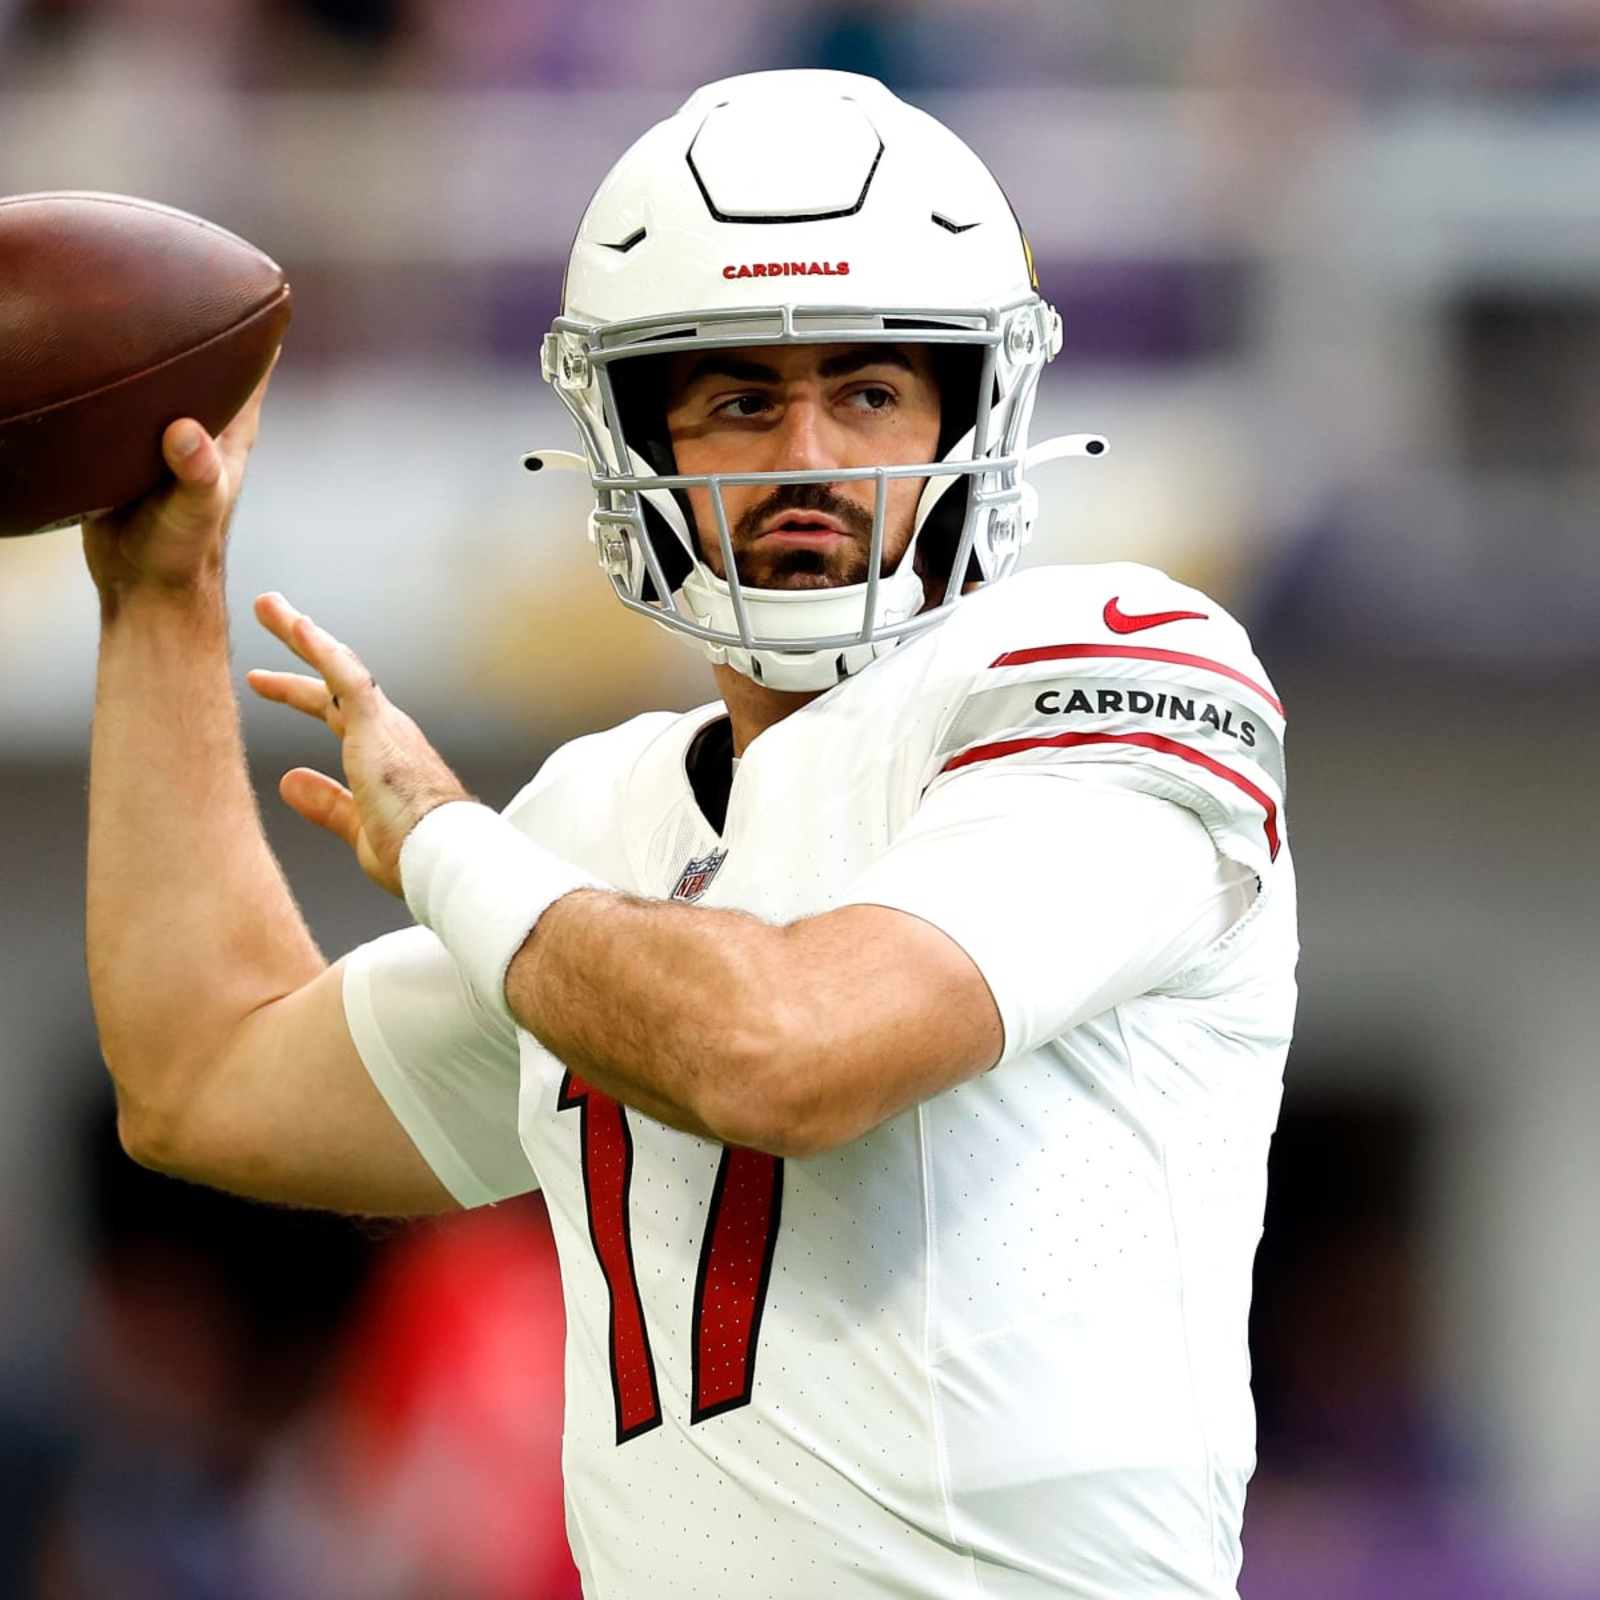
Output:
top-left (247, 591), bottom-right (472, 898)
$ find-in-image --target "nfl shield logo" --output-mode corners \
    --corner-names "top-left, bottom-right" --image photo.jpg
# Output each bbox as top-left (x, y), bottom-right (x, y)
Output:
top-left (672, 849), bottom-right (727, 902)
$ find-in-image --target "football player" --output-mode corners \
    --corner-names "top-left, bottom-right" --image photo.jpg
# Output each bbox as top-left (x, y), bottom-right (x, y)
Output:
top-left (85, 70), bottom-right (1298, 1598)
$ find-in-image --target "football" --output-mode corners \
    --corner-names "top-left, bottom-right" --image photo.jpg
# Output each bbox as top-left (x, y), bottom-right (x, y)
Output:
top-left (0, 191), bottom-right (292, 538)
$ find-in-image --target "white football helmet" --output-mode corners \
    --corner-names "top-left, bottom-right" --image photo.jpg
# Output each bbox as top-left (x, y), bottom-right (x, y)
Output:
top-left (531, 69), bottom-right (1104, 691)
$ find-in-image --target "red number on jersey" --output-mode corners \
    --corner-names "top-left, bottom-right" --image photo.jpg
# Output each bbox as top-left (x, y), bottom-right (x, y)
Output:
top-left (692, 1143), bottom-right (783, 1421)
top-left (559, 1072), bottom-right (784, 1443)
top-left (557, 1072), bottom-right (662, 1440)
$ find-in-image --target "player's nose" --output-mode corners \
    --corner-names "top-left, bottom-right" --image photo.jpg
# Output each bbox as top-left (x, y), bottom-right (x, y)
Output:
top-left (769, 397), bottom-right (842, 473)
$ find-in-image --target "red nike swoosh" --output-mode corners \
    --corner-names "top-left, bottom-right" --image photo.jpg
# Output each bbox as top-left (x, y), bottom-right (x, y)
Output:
top-left (1103, 596), bottom-right (1208, 634)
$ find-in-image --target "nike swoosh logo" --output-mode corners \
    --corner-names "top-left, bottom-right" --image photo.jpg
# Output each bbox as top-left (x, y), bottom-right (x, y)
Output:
top-left (1103, 596), bottom-right (1208, 634)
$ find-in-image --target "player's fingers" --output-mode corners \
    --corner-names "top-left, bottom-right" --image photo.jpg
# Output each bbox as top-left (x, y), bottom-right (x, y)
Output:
top-left (246, 667), bottom-right (341, 724)
top-left (278, 765), bottom-right (361, 849)
top-left (161, 418), bottom-right (226, 494)
top-left (255, 592), bottom-right (379, 711)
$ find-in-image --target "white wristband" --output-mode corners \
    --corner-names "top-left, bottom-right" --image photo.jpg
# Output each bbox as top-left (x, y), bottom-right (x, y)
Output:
top-left (399, 800), bottom-right (603, 1022)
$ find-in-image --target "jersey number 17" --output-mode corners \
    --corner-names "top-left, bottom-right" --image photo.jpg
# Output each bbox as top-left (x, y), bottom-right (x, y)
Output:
top-left (559, 1071), bottom-right (785, 1444)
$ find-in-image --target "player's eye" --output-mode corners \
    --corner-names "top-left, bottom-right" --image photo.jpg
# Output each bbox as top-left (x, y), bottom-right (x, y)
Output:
top-left (710, 392), bottom-right (773, 420)
top-left (844, 384), bottom-right (896, 413)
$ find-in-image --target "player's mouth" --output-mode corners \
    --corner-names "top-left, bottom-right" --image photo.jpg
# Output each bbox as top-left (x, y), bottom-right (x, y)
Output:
top-left (755, 513), bottom-right (853, 545)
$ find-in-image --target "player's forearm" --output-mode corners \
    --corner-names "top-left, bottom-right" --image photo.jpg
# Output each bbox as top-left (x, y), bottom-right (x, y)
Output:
top-left (504, 890), bottom-right (796, 1147)
top-left (88, 581), bottom-right (324, 1139)
top-left (397, 799), bottom-right (998, 1158)
top-left (506, 892), bottom-right (995, 1158)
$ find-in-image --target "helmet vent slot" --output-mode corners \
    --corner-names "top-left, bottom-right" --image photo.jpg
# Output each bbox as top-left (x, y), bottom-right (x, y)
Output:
top-left (602, 228), bottom-right (648, 253)
top-left (931, 213), bottom-right (979, 234)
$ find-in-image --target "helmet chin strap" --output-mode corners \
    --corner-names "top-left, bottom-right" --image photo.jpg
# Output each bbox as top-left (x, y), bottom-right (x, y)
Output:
top-left (677, 562), bottom-right (928, 690)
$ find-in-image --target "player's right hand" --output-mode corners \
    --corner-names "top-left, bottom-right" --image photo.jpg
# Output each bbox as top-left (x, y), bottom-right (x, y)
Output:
top-left (247, 592), bottom-right (475, 898)
top-left (82, 358), bottom-right (274, 602)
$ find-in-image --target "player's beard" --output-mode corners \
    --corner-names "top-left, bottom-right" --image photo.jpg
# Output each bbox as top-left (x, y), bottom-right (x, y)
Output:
top-left (726, 482), bottom-right (899, 591)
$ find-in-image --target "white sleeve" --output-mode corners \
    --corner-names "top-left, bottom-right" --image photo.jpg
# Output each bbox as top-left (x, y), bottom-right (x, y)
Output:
top-left (839, 767), bottom-right (1256, 1061)
top-left (342, 925), bottom-right (537, 1208)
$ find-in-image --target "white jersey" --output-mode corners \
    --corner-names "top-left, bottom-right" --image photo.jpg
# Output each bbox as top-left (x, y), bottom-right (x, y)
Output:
top-left (344, 562), bottom-right (1298, 1599)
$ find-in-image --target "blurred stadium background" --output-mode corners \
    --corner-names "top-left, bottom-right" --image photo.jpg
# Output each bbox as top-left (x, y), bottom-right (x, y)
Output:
top-left (2, 1), bottom-right (1598, 1595)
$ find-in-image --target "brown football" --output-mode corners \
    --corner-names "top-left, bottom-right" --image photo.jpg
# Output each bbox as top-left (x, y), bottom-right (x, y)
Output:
top-left (0, 192), bottom-right (292, 538)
